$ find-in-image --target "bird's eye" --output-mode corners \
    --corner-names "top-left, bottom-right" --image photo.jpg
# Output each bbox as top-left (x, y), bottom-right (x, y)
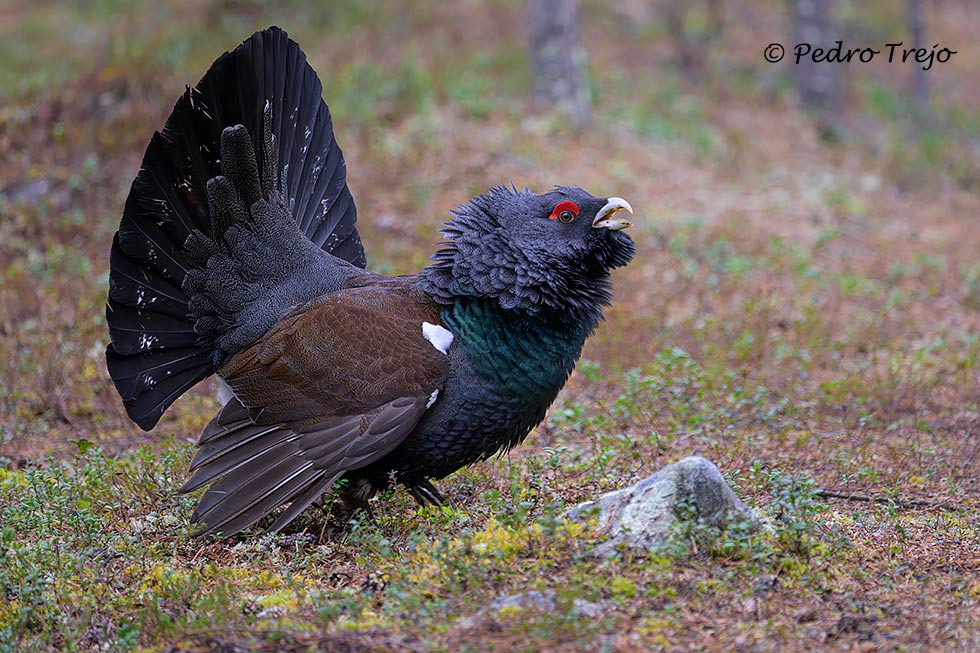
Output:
top-left (548, 200), bottom-right (581, 223)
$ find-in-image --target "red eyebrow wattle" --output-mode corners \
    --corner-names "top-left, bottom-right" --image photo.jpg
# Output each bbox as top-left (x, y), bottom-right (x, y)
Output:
top-left (548, 200), bottom-right (580, 220)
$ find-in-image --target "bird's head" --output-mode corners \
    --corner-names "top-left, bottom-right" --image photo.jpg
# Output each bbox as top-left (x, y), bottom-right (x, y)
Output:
top-left (419, 185), bottom-right (635, 324)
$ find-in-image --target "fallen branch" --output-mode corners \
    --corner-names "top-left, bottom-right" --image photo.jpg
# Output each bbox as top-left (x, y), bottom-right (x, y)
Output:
top-left (816, 489), bottom-right (963, 511)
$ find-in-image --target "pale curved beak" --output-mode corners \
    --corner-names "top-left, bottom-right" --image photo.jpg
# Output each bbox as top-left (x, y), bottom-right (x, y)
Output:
top-left (592, 197), bottom-right (634, 231)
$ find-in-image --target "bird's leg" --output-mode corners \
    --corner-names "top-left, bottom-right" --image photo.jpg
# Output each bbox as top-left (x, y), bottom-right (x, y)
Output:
top-left (408, 479), bottom-right (448, 507)
top-left (325, 478), bottom-right (378, 533)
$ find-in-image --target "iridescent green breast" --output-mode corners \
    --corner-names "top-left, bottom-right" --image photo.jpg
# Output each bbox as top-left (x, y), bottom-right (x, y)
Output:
top-left (441, 298), bottom-right (595, 404)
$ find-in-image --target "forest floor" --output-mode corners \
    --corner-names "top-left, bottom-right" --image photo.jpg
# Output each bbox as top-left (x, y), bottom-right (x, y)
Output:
top-left (1, 1), bottom-right (979, 651)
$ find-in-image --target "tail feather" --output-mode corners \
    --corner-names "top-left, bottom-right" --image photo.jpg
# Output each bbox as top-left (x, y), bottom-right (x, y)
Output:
top-left (108, 235), bottom-right (190, 319)
top-left (105, 348), bottom-right (215, 428)
top-left (106, 26), bottom-right (366, 430)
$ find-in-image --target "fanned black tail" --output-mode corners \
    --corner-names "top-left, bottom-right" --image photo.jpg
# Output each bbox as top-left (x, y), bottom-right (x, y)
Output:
top-left (106, 27), bottom-right (366, 431)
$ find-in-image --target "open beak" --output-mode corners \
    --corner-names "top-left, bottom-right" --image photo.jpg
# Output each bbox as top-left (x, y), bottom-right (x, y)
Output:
top-left (592, 197), bottom-right (634, 231)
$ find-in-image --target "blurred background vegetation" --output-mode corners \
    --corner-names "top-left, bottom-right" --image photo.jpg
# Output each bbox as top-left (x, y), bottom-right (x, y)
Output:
top-left (1, 1), bottom-right (979, 651)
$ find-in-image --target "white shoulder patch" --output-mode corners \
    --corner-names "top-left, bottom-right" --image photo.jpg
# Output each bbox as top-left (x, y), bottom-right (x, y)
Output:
top-left (216, 377), bottom-right (236, 406)
top-left (426, 389), bottom-right (440, 408)
top-left (421, 322), bottom-right (454, 355)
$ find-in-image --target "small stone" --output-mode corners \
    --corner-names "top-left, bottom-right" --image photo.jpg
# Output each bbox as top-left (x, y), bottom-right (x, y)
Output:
top-left (255, 606), bottom-right (284, 619)
top-left (572, 598), bottom-right (606, 619)
top-left (480, 590), bottom-right (556, 616)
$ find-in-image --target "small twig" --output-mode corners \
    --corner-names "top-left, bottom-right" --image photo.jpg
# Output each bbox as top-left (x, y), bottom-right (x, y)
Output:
top-left (816, 489), bottom-right (963, 511)
top-left (13, 605), bottom-right (32, 650)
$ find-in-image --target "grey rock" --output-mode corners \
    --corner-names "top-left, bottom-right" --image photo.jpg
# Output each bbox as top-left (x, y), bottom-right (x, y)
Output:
top-left (567, 456), bottom-right (761, 558)
top-left (473, 591), bottom-right (607, 621)
top-left (571, 598), bottom-right (606, 618)
top-left (482, 589), bottom-right (556, 615)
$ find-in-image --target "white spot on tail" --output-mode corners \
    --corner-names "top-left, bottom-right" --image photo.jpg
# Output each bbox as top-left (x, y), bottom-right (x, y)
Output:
top-left (421, 322), bottom-right (453, 355)
top-left (426, 389), bottom-right (439, 409)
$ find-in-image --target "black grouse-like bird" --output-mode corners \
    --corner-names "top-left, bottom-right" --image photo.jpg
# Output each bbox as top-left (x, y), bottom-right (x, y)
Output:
top-left (106, 27), bottom-right (635, 537)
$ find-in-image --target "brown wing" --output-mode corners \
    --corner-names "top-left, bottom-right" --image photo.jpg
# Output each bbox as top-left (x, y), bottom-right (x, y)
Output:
top-left (179, 283), bottom-right (448, 536)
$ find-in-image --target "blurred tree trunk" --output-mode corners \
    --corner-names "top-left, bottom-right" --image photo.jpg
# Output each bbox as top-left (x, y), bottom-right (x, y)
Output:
top-left (790, 0), bottom-right (842, 134)
top-left (665, 0), bottom-right (724, 80)
top-left (907, 0), bottom-right (930, 127)
top-left (527, 0), bottom-right (591, 127)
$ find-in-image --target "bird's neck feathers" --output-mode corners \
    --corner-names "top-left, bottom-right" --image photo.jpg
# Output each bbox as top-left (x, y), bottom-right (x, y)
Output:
top-left (417, 188), bottom-right (617, 328)
top-left (441, 297), bottom-right (592, 403)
